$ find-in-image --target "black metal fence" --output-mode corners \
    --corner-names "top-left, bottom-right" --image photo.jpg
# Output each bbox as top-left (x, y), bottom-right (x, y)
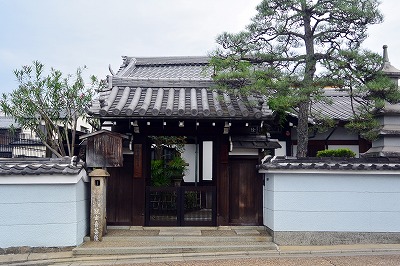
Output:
top-left (0, 134), bottom-right (45, 158)
top-left (145, 186), bottom-right (217, 226)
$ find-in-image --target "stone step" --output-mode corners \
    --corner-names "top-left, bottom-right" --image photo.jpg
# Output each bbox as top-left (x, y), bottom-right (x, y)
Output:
top-left (73, 242), bottom-right (277, 256)
top-left (74, 227), bottom-right (275, 256)
top-left (84, 235), bottom-right (272, 242)
top-left (83, 227), bottom-right (271, 242)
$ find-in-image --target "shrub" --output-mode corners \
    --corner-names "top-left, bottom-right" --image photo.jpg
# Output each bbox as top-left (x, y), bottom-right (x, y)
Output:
top-left (316, 148), bottom-right (356, 158)
top-left (151, 159), bottom-right (171, 187)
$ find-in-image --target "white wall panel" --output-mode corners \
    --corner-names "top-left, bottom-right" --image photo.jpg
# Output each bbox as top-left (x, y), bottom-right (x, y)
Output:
top-left (263, 171), bottom-right (400, 233)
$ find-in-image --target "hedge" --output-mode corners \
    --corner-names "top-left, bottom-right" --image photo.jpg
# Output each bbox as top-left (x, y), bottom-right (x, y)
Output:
top-left (316, 148), bottom-right (356, 158)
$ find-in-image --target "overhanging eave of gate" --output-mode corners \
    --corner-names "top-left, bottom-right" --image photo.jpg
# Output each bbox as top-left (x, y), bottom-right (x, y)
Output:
top-left (89, 84), bottom-right (274, 121)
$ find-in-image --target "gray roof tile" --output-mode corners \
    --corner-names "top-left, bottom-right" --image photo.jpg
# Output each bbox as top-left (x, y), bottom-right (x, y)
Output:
top-left (90, 56), bottom-right (274, 120)
top-left (309, 90), bottom-right (362, 121)
top-left (92, 84), bottom-right (272, 119)
top-left (0, 157), bottom-right (84, 176)
top-left (126, 65), bottom-right (211, 80)
top-left (92, 56), bottom-right (379, 122)
top-left (259, 157), bottom-right (400, 171)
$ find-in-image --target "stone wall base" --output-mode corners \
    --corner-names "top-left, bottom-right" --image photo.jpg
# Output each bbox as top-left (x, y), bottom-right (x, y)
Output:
top-left (0, 246), bottom-right (74, 255)
top-left (266, 227), bottom-right (400, 245)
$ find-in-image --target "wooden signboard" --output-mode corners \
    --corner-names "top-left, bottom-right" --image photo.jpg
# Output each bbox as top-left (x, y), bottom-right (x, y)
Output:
top-left (80, 130), bottom-right (129, 168)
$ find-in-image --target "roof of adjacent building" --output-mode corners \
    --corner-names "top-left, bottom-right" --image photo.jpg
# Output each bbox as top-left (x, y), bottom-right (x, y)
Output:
top-left (309, 89), bottom-right (362, 120)
top-left (0, 157), bottom-right (84, 176)
top-left (258, 157), bottom-right (400, 171)
top-left (88, 56), bottom-right (274, 120)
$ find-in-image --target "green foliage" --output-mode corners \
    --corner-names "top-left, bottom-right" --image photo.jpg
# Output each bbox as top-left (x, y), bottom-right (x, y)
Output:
top-left (210, 0), bottom-right (387, 157)
top-left (0, 61), bottom-right (98, 157)
top-left (151, 159), bottom-right (171, 187)
top-left (312, 116), bottom-right (337, 134)
top-left (150, 156), bottom-right (188, 187)
top-left (166, 156), bottom-right (188, 179)
top-left (149, 136), bottom-right (188, 186)
top-left (185, 191), bottom-right (199, 210)
top-left (325, 49), bottom-right (400, 139)
top-left (345, 113), bottom-right (381, 141)
top-left (317, 148), bottom-right (356, 158)
top-left (149, 136), bottom-right (186, 160)
top-left (326, 49), bottom-right (400, 107)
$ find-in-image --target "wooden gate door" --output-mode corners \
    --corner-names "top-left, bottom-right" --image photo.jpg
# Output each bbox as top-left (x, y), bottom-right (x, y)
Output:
top-left (229, 158), bottom-right (263, 225)
top-left (145, 186), bottom-right (216, 226)
top-left (106, 155), bottom-right (134, 225)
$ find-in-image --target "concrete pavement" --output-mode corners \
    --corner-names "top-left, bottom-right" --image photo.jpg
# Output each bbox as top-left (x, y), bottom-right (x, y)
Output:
top-left (2, 244), bottom-right (400, 265)
top-left (3, 228), bottom-right (400, 265)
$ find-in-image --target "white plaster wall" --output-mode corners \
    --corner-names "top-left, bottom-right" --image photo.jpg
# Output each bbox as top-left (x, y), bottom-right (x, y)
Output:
top-left (202, 141), bottom-right (213, 181)
top-left (274, 141), bottom-right (287, 157)
top-left (0, 178), bottom-right (89, 248)
top-left (372, 136), bottom-right (400, 148)
top-left (263, 171), bottom-right (400, 232)
top-left (380, 115), bottom-right (400, 125)
top-left (180, 142), bottom-right (214, 183)
top-left (75, 179), bottom-right (90, 245)
top-left (182, 144), bottom-right (199, 183)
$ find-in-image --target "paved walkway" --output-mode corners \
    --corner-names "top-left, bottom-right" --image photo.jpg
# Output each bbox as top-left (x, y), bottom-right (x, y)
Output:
top-left (0, 244), bottom-right (400, 266)
top-left (2, 227), bottom-right (400, 265)
top-left (2, 244), bottom-right (400, 265)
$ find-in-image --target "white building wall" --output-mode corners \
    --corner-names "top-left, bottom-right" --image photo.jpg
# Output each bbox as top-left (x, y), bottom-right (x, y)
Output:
top-left (182, 144), bottom-right (198, 183)
top-left (0, 172), bottom-right (89, 248)
top-left (263, 171), bottom-right (400, 232)
top-left (274, 141), bottom-right (286, 157)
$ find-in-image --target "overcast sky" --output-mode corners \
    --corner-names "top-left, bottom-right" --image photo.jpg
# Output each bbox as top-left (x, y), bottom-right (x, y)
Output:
top-left (1, 0), bottom-right (400, 94)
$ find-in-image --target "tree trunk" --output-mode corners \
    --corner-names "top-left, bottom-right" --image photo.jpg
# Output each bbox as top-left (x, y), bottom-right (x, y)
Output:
top-left (296, 5), bottom-right (315, 158)
top-left (296, 101), bottom-right (310, 157)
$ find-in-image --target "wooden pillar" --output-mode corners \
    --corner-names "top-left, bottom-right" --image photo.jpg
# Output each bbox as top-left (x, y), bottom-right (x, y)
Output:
top-left (89, 169), bottom-right (110, 241)
top-left (217, 136), bottom-right (230, 225)
top-left (132, 142), bottom-right (146, 225)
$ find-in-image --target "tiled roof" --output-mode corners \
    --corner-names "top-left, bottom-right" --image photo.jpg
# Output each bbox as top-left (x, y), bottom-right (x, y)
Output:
top-left (285, 89), bottom-right (363, 122)
top-left (258, 157), bottom-right (400, 171)
top-left (89, 56), bottom-right (374, 122)
top-left (117, 56), bottom-right (211, 80)
top-left (310, 90), bottom-right (361, 120)
top-left (0, 157), bottom-right (84, 176)
top-left (89, 56), bottom-right (273, 120)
